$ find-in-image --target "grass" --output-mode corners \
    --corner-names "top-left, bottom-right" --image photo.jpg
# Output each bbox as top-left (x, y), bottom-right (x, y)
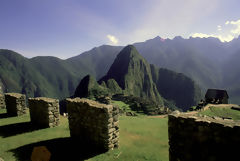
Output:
top-left (111, 100), bottom-right (132, 112)
top-left (0, 109), bottom-right (70, 161)
top-left (88, 116), bottom-right (169, 161)
top-left (111, 100), bottom-right (145, 116)
top-left (198, 106), bottom-right (240, 120)
top-left (0, 108), bottom-right (169, 161)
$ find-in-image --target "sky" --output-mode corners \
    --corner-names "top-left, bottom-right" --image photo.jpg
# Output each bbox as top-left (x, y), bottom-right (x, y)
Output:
top-left (0, 0), bottom-right (240, 59)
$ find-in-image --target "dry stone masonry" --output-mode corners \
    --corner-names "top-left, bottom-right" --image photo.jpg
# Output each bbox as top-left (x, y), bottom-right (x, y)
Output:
top-left (168, 113), bottom-right (240, 161)
top-left (5, 93), bottom-right (27, 116)
top-left (66, 98), bottom-right (119, 151)
top-left (0, 94), bottom-right (5, 109)
top-left (29, 97), bottom-right (60, 128)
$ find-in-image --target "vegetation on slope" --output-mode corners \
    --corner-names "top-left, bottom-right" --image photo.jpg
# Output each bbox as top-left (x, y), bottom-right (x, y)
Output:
top-left (74, 75), bottom-right (109, 99)
top-left (0, 50), bottom-right (85, 99)
top-left (151, 65), bottom-right (202, 111)
top-left (99, 45), bottom-right (163, 106)
top-left (98, 45), bottom-right (200, 111)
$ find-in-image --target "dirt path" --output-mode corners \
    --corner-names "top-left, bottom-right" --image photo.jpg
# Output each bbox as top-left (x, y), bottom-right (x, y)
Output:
top-left (147, 111), bottom-right (199, 118)
top-left (148, 115), bottom-right (168, 118)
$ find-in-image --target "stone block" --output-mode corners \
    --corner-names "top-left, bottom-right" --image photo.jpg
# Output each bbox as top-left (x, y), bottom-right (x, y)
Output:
top-left (168, 113), bottom-right (240, 161)
top-left (5, 93), bottom-right (27, 116)
top-left (66, 98), bottom-right (119, 151)
top-left (0, 94), bottom-right (5, 109)
top-left (29, 97), bottom-right (60, 128)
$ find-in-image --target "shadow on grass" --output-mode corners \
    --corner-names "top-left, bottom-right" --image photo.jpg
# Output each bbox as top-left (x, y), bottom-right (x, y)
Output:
top-left (0, 122), bottom-right (44, 138)
top-left (0, 112), bottom-right (16, 119)
top-left (10, 137), bottom-right (106, 161)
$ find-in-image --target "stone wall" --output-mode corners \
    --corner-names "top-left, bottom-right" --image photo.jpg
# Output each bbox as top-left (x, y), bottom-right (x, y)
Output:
top-left (0, 94), bottom-right (5, 109)
top-left (29, 97), bottom-right (60, 128)
top-left (168, 113), bottom-right (240, 161)
top-left (5, 93), bottom-right (27, 116)
top-left (66, 98), bottom-right (119, 151)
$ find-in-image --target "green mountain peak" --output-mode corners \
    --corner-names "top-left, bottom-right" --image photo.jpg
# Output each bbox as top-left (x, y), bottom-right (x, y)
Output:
top-left (99, 45), bottom-right (164, 105)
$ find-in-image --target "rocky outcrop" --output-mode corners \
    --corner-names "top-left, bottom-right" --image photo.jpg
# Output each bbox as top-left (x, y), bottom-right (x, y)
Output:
top-left (74, 75), bottom-right (109, 99)
top-left (66, 98), bottom-right (119, 151)
top-left (29, 97), bottom-right (60, 128)
top-left (168, 113), bottom-right (240, 161)
top-left (5, 93), bottom-right (27, 116)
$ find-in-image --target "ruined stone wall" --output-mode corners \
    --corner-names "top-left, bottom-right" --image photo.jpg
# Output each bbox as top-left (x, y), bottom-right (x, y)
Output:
top-left (66, 98), bottom-right (119, 151)
top-left (5, 93), bottom-right (27, 116)
top-left (0, 94), bottom-right (5, 109)
top-left (168, 113), bottom-right (240, 161)
top-left (29, 97), bottom-right (60, 128)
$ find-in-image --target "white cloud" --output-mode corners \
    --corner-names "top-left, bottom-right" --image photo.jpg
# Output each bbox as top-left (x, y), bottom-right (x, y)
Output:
top-left (107, 34), bottom-right (119, 45)
top-left (191, 19), bottom-right (240, 42)
top-left (229, 19), bottom-right (240, 34)
top-left (191, 33), bottom-right (234, 42)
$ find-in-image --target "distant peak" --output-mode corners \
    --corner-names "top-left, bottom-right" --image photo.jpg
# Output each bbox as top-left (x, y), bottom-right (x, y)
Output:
top-left (125, 44), bottom-right (135, 49)
top-left (119, 45), bottom-right (137, 55)
top-left (153, 36), bottom-right (161, 40)
top-left (173, 36), bottom-right (184, 40)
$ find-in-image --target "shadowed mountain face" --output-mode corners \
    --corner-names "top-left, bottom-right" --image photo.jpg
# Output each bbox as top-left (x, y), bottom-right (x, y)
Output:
top-left (151, 65), bottom-right (202, 111)
top-left (74, 75), bottom-right (109, 99)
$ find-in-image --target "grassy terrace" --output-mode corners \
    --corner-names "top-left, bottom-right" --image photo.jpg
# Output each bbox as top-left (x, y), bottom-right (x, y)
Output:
top-left (198, 106), bottom-right (240, 120)
top-left (0, 108), bottom-right (169, 161)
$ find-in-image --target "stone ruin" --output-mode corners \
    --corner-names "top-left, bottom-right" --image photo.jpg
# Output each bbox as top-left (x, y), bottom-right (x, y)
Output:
top-left (0, 94), bottom-right (5, 109)
top-left (168, 113), bottom-right (240, 161)
top-left (66, 98), bottom-right (119, 151)
top-left (29, 97), bottom-right (60, 128)
top-left (5, 93), bottom-right (27, 116)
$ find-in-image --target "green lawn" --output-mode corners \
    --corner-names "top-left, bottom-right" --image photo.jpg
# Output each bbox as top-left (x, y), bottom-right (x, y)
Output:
top-left (198, 106), bottom-right (240, 120)
top-left (0, 109), bottom-right (169, 161)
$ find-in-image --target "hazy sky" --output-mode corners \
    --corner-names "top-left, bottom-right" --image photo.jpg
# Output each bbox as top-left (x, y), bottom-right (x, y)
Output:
top-left (1, 0), bottom-right (240, 59)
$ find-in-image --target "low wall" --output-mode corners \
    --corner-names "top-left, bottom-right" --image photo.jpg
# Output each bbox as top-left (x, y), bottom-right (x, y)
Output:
top-left (0, 94), bottom-right (5, 109)
top-left (168, 113), bottom-right (240, 161)
top-left (29, 97), bottom-right (60, 128)
top-left (66, 98), bottom-right (119, 151)
top-left (5, 93), bottom-right (27, 116)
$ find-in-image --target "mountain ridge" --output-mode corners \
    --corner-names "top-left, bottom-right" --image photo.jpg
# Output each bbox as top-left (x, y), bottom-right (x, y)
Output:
top-left (1, 36), bottom-right (240, 104)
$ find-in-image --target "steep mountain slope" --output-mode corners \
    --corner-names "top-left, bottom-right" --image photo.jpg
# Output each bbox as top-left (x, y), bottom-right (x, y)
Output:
top-left (221, 49), bottom-right (240, 103)
top-left (99, 45), bottom-right (164, 105)
top-left (74, 75), bottom-right (109, 99)
top-left (151, 65), bottom-right (202, 111)
top-left (0, 50), bottom-right (85, 99)
top-left (66, 45), bottom-right (123, 79)
top-left (98, 45), bottom-right (201, 110)
top-left (133, 36), bottom-right (223, 90)
top-left (0, 49), bottom-right (32, 93)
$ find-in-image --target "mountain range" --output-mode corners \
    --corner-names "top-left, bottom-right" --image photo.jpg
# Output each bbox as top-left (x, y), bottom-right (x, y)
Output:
top-left (0, 36), bottom-right (240, 104)
top-left (74, 45), bottom-right (201, 111)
